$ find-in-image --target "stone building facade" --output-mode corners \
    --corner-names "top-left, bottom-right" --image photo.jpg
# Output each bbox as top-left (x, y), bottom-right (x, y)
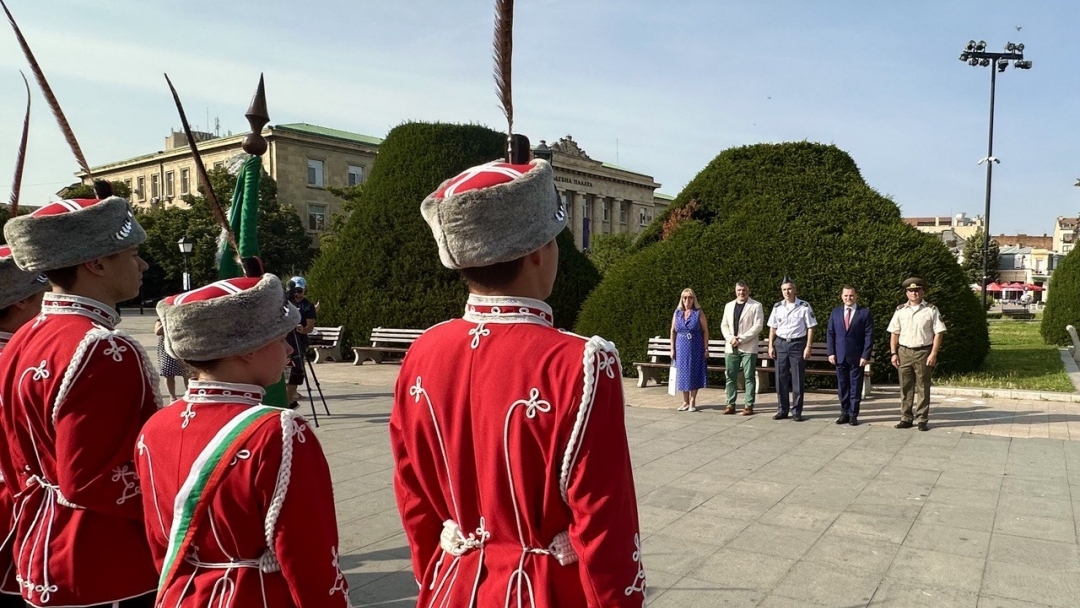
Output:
top-left (78, 123), bottom-right (381, 245)
top-left (537, 136), bottom-right (669, 250)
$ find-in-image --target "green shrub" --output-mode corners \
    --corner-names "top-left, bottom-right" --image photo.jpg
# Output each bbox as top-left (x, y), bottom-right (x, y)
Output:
top-left (576, 143), bottom-right (988, 380)
top-left (1041, 244), bottom-right (1080, 345)
top-left (307, 122), bottom-right (599, 348)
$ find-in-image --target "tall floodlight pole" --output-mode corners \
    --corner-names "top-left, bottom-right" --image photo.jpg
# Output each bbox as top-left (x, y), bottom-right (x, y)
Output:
top-left (958, 40), bottom-right (1031, 309)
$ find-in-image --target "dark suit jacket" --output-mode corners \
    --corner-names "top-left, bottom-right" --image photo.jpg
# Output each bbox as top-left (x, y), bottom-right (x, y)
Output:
top-left (826, 305), bottom-right (873, 365)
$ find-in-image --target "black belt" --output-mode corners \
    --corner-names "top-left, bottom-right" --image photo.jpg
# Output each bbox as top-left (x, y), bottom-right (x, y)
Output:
top-left (775, 336), bottom-right (806, 342)
top-left (899, 344), bottom-right (932, 351)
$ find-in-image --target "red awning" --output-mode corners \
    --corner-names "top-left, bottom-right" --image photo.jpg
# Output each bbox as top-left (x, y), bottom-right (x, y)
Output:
top-left (984, 282), bottom-right (1003, 292)
top-left (1024, 283), bottom-right (1044, 291)
top-left (1002, 282), bottom-right (1026, 290)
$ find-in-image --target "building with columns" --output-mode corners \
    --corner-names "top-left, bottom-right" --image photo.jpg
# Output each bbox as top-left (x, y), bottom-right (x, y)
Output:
top-left (536, 136), bottom-right (670, 250)
top-left (79, 129), bottom-right (670, 251)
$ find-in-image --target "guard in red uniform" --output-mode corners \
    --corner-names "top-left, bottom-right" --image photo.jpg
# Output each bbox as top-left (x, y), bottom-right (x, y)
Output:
top-left (391, 159), bottom-right (646, 607)
top-left (0, 246), bottom-right (48, 608)
top-left (0, 196), bottom-right (159, 607)
top-left (136, 274), bottom-right (349, 608)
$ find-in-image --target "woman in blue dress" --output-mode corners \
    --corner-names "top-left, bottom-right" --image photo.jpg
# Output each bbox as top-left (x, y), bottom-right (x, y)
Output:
top-left (670, 287), bottom-right (710, 411)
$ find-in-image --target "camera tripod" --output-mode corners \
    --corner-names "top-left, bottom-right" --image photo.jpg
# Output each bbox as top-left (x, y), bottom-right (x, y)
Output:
top-left (301, 349), bottom-right (332, 426)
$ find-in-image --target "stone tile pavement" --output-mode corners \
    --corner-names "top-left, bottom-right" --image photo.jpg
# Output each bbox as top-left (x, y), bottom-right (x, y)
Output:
top-left (115, 311), bottom-right (1080, 607)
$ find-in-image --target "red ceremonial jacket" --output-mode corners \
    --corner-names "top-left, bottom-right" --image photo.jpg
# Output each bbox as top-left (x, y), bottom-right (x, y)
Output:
top-left (391, 294), bottom-right (646, 608)
top-left (0, 332), bottom-right (18, 598)
top-left (0, 293), bottom-right (160, 606)
top-left (135, 381), bottom-right (349, 608)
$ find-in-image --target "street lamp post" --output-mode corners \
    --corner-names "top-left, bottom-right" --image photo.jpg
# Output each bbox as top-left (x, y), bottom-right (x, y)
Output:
top-left (178, 236), bottom-right (194, 291)
top-left (959, 40), bottom-right (1031, 309)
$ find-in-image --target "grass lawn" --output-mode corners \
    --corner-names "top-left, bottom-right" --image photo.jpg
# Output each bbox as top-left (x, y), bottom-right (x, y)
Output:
top-left (937, 320), bottom-right (1074, 393)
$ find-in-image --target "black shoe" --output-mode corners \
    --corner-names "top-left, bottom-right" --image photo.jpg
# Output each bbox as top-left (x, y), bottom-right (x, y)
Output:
top-left (918, 421), bottom-right (929, 432)
top-left (895, 420), bottom-right (913, 429)
top-left (835, 415), bottom-right (850, 425)
top-left (289, 401), bottom-right (301, 410)
top-left (849, 418), bottom-right (859, 426)
top-left (793, 414), bottom-right (806, 422)
top-left (773, 412), bottom-right (789, 420)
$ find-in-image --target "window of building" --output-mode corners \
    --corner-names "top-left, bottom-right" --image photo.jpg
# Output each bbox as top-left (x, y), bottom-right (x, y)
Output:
top-left (1065, 244), bottom-right (1074, 253)
top-left (213, 161), bottom-right (224, 171)
top-left (582, 195), bottom-right (590, 219)
top-left (561, 192), bottom-right (571, 220)
top-left (307, 159), bottom-right (324, 188)
top-left (308, 204), bottom-right (328, 231)
top-left (619, 201), bottom-right (627, 223)
top-left (347, 165), bottom-right (364, 187)
top-left (639, 209), bottom-right (648, 227)
top-left (1014, 255), bottom-right (1024, 269)
top-left (151, 174), bottom-right (160, 200)
top-left (165, 171), bottom-right (175, 198)
top-left (180, 168), bottom-right (190, 195)
top-left (136, 177), bottom-right (145, 201)
top-left (602, 200), bottom-right (609, 222)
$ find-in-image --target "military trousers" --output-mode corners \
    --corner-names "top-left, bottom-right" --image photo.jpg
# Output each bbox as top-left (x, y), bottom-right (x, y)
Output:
top-left (898, 345), bottom-right (932, 423)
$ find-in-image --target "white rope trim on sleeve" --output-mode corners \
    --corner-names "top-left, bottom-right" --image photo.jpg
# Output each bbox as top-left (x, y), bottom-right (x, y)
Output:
top-left (260, 409), bottom-right (300, 573)
top-left (558, 336), bottom-right (620, 504)
top-left (52, 327), bottom-right (163, 424)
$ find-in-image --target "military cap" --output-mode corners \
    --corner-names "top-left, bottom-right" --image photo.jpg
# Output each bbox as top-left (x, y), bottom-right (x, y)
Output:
top-left (902, 277), bottom-right (925, 289)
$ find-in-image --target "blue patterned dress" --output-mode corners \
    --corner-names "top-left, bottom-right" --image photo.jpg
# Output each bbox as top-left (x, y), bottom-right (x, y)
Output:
top-left (673, 308), bottom-right (708, 391)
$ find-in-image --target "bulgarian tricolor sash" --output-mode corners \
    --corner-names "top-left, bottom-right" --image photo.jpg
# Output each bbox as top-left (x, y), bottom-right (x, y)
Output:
top-left (158, 405), bottom-right (281, 591)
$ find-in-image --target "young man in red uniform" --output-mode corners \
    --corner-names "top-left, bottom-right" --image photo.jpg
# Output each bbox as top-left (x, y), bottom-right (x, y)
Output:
top-left (137, 274), bottom-right (348, 607)
top-left (0, 196), bottom-right (160, 607)
top-left (0, 246), bottom-right (49, 607)
top-left (391, 159), bottom-right (646, 607)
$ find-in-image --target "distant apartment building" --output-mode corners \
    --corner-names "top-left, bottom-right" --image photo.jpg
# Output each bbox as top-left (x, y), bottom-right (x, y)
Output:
top-left (80, 128), bottom-right (669, 251)
top-left (1053, 216), bottom-right (1079, 254)
top-left (903, 212), bottom-right (984, 241)
top-left (992, 234), bottom-right (1053, 250)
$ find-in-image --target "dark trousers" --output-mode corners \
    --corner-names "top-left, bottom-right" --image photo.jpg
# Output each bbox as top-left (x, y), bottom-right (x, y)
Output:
top-left (776, 337), bottom-right (806, 415)
top-left (836, 362), bottom-right (863, 418)
top-left (87, 593), bottom-right (156, 608)
top-left (899, 346), bottom-right (932, 422)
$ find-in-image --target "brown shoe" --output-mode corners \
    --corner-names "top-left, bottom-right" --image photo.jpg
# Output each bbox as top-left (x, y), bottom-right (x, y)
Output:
top-left (723, 406), bottom-right (737, 415)
top-left (741, 407), bottom-right (754, 416)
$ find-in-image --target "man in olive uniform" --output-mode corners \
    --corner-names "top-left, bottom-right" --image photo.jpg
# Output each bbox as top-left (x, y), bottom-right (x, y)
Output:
top-left (887, 277), bottom-right (946, 431)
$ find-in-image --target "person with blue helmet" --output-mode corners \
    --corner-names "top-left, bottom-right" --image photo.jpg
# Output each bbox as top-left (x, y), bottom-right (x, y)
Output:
top-left (285, 276), bottom-right (317, 408)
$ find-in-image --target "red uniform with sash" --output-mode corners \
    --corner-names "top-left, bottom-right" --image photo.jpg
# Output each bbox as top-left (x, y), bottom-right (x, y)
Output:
top-left (0, 293), bottom-right (160, 606)
top-left (135, 381), bottom-right (349, 608)
top-left (391, 294), bottom-right (646, 608)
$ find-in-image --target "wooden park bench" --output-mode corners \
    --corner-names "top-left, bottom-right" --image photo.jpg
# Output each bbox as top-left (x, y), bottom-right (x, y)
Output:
top-left (307, 326), bottom-right (345, 364)
top-left (759, 341), bottom-right (873, 399)
top-left (352, 327), bottom-right (425, 365)
top-left (632, 336), bottom-right (770, 390)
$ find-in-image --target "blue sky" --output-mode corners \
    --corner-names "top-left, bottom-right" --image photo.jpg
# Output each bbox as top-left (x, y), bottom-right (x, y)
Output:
top-left (0, 0), bottom-right (1076, 235)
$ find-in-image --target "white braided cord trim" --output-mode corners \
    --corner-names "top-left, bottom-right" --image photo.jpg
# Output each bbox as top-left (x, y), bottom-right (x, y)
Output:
top-left (262, 409), bottom-right (300, 571)
top-left (52, 327), bottom-right (162, 423)
top-left (558, 336), bottom-right (619, 503)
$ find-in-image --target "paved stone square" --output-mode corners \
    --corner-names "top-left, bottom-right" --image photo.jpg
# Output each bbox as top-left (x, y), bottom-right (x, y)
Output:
top-left (117, 311), bottom-right (1080, 607)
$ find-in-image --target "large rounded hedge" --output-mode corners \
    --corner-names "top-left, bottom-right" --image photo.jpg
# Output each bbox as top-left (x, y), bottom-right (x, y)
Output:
top-left (307, 122), bottom-right (599, 347)
top-left (1041, 243), bottom-right (1080, 345)
top-left (576, 142), bottom-right (988, 380)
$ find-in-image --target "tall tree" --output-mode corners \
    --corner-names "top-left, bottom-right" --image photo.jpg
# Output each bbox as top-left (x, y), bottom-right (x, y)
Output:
top-left (961, 228), bottom-right (1001, 285)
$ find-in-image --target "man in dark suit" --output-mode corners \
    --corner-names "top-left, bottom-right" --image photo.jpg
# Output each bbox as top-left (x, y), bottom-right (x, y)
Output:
top-left (826, 285), bottom-right (874, 426)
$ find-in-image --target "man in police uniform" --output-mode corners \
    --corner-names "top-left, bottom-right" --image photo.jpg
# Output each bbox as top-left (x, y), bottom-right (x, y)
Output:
top-left (767, 278), bottom-right (817, 421)
top-left (887, 277), bottom-right (946, 431)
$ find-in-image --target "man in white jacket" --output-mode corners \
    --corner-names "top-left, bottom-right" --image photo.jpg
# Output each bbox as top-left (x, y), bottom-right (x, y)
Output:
top-left (720, 281), bottom-right (765, 415)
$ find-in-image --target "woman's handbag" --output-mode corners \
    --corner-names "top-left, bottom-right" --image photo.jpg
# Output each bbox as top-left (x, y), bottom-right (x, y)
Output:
top-left (667, 364), bottom-right (678, 396)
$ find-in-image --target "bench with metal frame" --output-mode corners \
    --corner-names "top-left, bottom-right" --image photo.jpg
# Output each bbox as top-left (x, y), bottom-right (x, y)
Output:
top-left (307, 326), bottom-right (344, 363)
top-left (632, 336), bottom-right (770, 390)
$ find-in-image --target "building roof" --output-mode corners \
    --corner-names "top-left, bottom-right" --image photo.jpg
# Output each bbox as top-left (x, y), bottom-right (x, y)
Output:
top-left (999, 245), bottom-right (1032, 255)
top-left (654, 192), bottom-right (675, 201)
top-left (273, 123), bottom-right (382, 146)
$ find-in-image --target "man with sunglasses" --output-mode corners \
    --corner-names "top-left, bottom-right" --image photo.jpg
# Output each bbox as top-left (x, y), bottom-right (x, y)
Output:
top-left (886, 277), bottom-right (946, 431)
top-left (285, 276), bottom-right (317, 409)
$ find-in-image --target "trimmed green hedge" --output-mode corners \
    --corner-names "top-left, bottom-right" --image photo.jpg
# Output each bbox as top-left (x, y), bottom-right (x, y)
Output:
top-left (577, 142), bottom-right (988, 380)
top-left (307, 122), bottom-right (598, 348)
top-left (1041, 244), bottom-right (1080, 345)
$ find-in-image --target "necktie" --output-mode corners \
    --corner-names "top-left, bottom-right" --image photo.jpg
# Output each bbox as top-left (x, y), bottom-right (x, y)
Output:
top-left (844, 307), bottom-right (852, 330)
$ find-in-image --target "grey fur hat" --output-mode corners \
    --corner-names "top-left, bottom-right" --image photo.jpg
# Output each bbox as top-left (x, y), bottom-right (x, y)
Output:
top-left (3, 196), bottom-right (146, 272)
top-left (0, 246), bottom-right (48, 310)
top-left (421, 159), bottom-right (566, 269)
top-left (157, 274), bottom-right (300, 361)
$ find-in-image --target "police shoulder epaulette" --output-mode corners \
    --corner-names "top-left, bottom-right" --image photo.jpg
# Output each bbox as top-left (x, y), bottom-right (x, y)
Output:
top-left (774, 301), bottom-right (783, 308)
top-left (896, 304), bottom-right (906, 311)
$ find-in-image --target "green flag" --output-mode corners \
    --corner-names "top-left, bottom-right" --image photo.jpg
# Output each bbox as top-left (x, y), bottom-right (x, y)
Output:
top-left (217, 156), bottom-right (289, 407)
